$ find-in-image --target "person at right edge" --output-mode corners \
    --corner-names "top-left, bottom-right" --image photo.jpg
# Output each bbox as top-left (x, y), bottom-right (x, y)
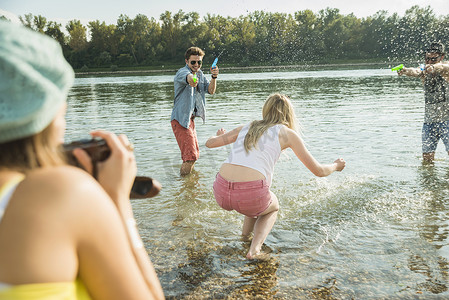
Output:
top-left (398, 42), bottom-right (449, 163)
top-left (0, 20), bottom-right (164, 299)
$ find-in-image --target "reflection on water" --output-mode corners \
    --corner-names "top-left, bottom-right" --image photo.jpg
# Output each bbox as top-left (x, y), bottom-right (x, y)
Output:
top-left (410, 165), bottom-right (449, 295)
top-left (66, 68), bottom-right (449, 298)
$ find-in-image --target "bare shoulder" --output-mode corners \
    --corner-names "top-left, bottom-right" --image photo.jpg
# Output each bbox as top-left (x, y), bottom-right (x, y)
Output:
top-left (231, 125), bottom-right (244, 135)
top-left (3, 166), bottom-right (118, 250)
top-left (279, 125), bottom-right (293, 136)
top-left (23, 166), bottom-right (97, 191)
top-left (278, 126), bottom-right (295, 149)
top-left (17, 166), bottom-right (108, 208)
top-left (441, 62), bottom-right (449, 78)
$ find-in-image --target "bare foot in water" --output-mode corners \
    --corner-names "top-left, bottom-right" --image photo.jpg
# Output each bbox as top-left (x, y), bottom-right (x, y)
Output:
top-left (180, 161), bottom-right (195, 176)
top-left (241, 234), bottom-right (252, 242)
top-left (246, 251), bottom-right (270, 260)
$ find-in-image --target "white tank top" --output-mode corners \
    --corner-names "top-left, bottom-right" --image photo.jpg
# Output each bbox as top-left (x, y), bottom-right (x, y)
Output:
top-left (0, 176), bottom-right (24, 223)
top-left (224, 123), bottom-right (283, 185)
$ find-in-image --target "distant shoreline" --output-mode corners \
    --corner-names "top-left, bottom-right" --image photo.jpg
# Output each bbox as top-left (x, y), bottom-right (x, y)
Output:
top-left (75, 62), bottom-right (393, 76)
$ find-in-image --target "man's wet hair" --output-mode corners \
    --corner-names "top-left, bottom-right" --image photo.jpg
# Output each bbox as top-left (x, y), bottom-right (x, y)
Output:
top-left (425, 42), bottom-right (445, 55)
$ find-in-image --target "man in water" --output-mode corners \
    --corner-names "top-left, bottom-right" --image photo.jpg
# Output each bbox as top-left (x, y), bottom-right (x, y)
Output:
top-left (398, 42), bottom-right (449, 163)
top-left (171, 47), bottom-right (219, 175)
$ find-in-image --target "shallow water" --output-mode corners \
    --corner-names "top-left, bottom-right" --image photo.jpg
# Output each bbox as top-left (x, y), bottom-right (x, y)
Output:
top-left (66, 68), bottom-right (449, 299)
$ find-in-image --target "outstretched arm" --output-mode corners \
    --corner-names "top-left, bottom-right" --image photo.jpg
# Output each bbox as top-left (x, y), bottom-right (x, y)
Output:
top-left (205, 125), bottom-right (243, 148)
top-left (279, 127), bottom-right (345, 177)
top-left (424, 62), bottom-right (449, 81)
top-left (398, 67), bottom-right (422, 78)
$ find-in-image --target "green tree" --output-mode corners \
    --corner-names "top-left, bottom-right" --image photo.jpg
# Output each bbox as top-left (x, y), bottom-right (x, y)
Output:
top-left (160, 10), bottom-right (185, 60)
top-left (340, 13), bottom-right (363, 58)
top-left (132, 14), bottom-right (161, 64)
top-left (45, 21), bottom-right (65, 47)
top-left (89, 20), bottom-right (117, 55)
top-left (19, 13), bottom-right (34, 28)
top-left (66, 20), bottom-right (88, 52)
top-left (66, 20), bottom-right (88, 68)
top-left (116, 14), bottom-right (138, 64)
top-left (294, 10), bottom-right (324, 61)
top-left (180, 12), bottom-right (202, 48)
top-left (266, 13), bottom-right (297, 63)
top-left (19, 13), bottom-right (47, 34)
top-left (401, 5), bottom-right (438, 59)
top-left (202, 14), bottom-right (235, 63)
top-left (202, 14), bottom-right (226, 50)
top-left (435, 15), bottom-right (449, 46)
top-left (380, 12), bottom-right (401, 60)
top-left (360, 11), bottom-right (389, 58)
top-left (33, 15), bottom-right (47, 33)
top-left (231, 16), bottom-right (255, 64)
top-left (13, 5), bottom-right (449, 69)
top-left (115, 14), bottom-right (162, 65)
top-left (318, 8), bottom-right (346, 59)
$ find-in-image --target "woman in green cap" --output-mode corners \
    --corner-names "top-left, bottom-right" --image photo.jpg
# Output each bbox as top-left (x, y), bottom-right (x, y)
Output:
top-left (0, 21), bottom-right (164, 299)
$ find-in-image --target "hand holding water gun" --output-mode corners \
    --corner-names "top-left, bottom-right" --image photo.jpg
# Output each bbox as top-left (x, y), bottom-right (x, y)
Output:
top-left (211, 58), bottom-right (218, 69)
top-left (210, 58), bottom-right (219, 79)
top-left (392, 64), bottom-right (409, 76)
top-left (187, 73), bottom-right (198, 87)
top-left (392, 63), bottom-right (428, 77)
top-left (210, 51), bottom-right (223, 79)
top-left (391, 64), bottom-right (404, 72)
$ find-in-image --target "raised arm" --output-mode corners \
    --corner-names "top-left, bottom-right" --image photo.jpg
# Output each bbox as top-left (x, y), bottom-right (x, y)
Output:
top-left (205, 125), bottom-right (243, 148)
top-left (72, 130), bottom-right (164, 299)
top-left (74, 177), bottom-right (164, 300)
top-left (207, 66), bottom-right (219, 95)
top-left (279, 126), bottom-right (345, 177)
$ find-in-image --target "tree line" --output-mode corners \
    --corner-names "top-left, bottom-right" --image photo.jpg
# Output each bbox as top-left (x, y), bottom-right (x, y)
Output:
top-left (2, 5), bottom-right (448, 70)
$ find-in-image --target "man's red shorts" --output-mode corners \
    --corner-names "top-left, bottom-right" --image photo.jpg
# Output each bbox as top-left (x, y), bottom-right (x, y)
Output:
top-left (171, 117), bottom-right (199, 162)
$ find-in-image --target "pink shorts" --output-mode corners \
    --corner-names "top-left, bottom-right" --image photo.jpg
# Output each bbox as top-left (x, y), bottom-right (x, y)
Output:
top-left (213, 173), bottom-right (272, 218)
top-left (171, 117), bottom-right (199, 162)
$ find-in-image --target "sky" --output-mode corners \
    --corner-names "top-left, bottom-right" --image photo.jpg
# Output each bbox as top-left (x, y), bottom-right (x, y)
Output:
top-left (1, 0), bottom-right (448, 27)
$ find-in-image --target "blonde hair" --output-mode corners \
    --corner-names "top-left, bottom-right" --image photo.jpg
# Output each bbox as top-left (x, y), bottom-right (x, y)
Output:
top-left (0, 123), bottom-right (66, 172)
top-left (244, 93), bottom-right (299, 152)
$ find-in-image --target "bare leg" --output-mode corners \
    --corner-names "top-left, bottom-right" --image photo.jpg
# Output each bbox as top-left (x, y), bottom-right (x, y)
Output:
top-left (246, 192), bottom-right (279, 259)
top-left (242, 216), bottom-right (257, 241)
top-left (180, 160), bottom-right (195, 176)
top-left (423, 152), bottom-right (435, 164)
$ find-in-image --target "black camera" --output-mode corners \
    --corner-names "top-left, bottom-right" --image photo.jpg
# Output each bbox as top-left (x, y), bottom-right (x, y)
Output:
top-left (63, 139), bottom-right (110, 166)
top-left (63, 139), bottom-right (161, 199)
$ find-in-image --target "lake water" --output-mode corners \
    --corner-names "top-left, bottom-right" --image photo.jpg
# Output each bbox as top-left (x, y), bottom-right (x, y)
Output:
top-left (66, 68), bottom-right (449, 299)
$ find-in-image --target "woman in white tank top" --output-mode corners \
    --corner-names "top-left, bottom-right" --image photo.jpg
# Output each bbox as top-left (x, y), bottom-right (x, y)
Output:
top-left (206, 93), bottom-right (346, 259)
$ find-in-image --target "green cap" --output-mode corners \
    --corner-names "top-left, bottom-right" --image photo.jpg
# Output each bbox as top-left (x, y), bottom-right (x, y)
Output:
top-left (0, 20), bottom-right (74, 143)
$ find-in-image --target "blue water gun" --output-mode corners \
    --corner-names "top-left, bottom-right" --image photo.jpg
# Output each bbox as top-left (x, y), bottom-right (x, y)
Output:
top-left (211, 50), bottom-right (223, 69)
top-left (211, 57), bottom-right (218, 69)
